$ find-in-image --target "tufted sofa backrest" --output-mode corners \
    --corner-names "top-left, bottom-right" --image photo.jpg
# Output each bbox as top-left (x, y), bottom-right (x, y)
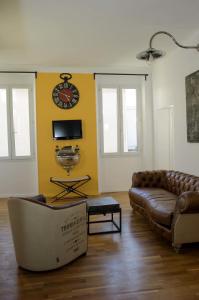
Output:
top-left (132, 170), bottom-right (168, 188)
top-left (132, 170), bottom-right (199, 196)
top-left (165, 171), bottom-right (199, 196)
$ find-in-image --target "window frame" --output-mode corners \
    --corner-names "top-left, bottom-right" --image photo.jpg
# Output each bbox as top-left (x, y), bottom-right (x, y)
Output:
top-left (99, 83), bottom-right (142, 157)
top-left (0, 84), bottom-right (35, 161)
top-left (0, 86), bottom-right (11, 159)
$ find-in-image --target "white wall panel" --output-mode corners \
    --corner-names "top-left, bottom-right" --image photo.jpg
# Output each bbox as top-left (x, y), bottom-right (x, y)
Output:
top-left (152, 30), bottom-right (199, 175)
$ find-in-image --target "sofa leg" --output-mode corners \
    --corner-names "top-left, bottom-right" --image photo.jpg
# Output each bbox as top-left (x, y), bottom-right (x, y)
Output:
top-left (172, 243), bottom-right (182, 253)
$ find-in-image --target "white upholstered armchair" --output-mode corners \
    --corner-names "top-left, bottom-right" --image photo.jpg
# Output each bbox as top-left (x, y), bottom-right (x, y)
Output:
top-left (8, 196), bottom-right (87, 271)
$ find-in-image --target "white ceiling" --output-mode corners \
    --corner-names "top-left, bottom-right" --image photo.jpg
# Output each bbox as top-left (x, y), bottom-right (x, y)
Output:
top-left (0, 0), bottom-right (199, 71)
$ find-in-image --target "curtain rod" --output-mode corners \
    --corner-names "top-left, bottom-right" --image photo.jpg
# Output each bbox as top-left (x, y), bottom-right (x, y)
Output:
top-left (93, 72), bottom-right (148, 80)
top-left (0, 71), bottom-right (37, 78)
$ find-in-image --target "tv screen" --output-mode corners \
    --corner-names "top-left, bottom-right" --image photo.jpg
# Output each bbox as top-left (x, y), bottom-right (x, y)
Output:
top-left (52, 120), bottom-right (82, 140)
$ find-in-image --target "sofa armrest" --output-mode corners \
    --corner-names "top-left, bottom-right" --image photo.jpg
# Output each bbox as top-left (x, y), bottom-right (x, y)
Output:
top-left (176, 191), bottom-right (199, 214)
top-left (131, 170), bottom-right (167, 188)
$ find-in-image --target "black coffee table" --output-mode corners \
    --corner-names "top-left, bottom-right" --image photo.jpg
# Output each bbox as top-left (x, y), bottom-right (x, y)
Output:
top-left (87, 197), bottom-right (122, 235)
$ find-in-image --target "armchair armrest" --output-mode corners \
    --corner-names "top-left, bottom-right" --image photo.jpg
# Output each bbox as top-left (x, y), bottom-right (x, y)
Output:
top-left (49, 200), bottom-right (86, 210)
top-left (131, 170), bottom-right (167, 188)
top-left (176, 191), bottom-right (199, 214)
top-left (16, 197), bottom-right (86, 210)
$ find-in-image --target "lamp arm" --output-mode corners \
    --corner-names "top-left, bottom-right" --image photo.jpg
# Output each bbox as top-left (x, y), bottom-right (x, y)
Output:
top-left (149, 31), bottom-right (199, 51)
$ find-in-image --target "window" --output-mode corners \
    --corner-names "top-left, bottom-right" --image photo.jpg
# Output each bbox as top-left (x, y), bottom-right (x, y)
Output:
top-left (102, 88), bottom-right (118, 153)
top-left (122, 88), bottom-right (137, 152)
top-left (0, 86), bottom-right (33, 159)
top-left (101, 87), bottom-right (140, 155)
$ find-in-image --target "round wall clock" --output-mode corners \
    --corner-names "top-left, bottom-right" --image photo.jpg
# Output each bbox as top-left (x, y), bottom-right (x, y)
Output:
top-left (52, 73), bottom-right (80, 109)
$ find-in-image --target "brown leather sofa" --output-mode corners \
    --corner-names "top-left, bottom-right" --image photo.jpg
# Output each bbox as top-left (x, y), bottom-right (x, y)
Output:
top-left (129, 170), bottom-right (199, 251)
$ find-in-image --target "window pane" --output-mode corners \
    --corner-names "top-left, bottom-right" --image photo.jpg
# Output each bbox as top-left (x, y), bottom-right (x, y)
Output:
top-left (122, 89), bottom-right (137, 152)
top-left (12, 89), bottom-right (31, 156)
top-left (0, 89), bottom-right (9, 157)
top-left (102, 88), bottom-right (118, 153)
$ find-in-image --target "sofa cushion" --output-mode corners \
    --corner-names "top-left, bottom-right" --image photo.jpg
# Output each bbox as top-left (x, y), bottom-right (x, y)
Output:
top-left (129, 188), bottom-right (177, 227)
top-left (147, 198), bottom-right (177, 227)
top-left (129, 188), bottom-right (171, 207)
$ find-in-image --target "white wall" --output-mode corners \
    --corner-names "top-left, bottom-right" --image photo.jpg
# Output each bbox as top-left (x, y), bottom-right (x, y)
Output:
top-left (0, 74), bottom-right (38, 197)
top-left (152, 31), bottom-right (199, 175)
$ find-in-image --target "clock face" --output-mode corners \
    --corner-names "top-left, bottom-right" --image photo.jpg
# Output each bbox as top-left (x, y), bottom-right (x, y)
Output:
top-left (52, 81), bottom-right (79, 109)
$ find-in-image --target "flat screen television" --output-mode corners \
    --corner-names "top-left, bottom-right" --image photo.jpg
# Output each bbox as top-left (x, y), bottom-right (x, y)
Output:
top-left (52, 120), bottom-right (82, 140)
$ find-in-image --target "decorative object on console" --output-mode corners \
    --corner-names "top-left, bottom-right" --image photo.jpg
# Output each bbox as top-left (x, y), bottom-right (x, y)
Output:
top-left (136, 31), bottom-right (199, 62)
top-left (55, 145), bottom-right (80, 175)
top-left (186, 70), bottom-right (199, 142)
top-left (52, 73), bottom-right (80, 109)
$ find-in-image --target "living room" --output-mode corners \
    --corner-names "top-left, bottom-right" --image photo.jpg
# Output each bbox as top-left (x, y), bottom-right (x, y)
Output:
top-left (1, 0), bottom-right (199, 299)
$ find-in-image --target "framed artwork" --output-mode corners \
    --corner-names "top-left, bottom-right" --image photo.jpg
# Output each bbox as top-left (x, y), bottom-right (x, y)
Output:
top-left (185, 70), bottom-right (199, 142)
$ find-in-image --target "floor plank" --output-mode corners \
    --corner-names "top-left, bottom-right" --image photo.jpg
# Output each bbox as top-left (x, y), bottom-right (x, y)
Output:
top-left (1, 192), bottom-right (199, 300)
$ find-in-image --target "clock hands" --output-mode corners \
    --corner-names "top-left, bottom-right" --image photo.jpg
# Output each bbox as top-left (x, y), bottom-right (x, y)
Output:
top-left (58, 91), bottom-right (71, 102)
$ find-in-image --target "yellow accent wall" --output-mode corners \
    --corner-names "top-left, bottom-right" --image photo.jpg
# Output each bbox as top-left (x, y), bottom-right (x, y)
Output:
top-left (36, 73), bottom-right (98, 197)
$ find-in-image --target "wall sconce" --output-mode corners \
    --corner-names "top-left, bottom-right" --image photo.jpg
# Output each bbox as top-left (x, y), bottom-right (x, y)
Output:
top-left (136, 31), bottom-right (199, 62)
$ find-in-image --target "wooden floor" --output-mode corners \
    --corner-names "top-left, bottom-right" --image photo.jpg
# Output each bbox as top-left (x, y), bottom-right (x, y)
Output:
top-left (1, 192), bottom-right (199, 300)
